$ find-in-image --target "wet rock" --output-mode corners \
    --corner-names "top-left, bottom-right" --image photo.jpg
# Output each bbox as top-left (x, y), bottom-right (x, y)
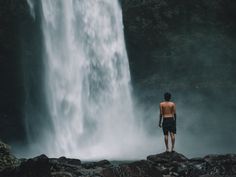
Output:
top-left (17, 154), bottom-right (51, 177)
top-left (0, 154), bottom-right (51, 177)
top-left (189, 157), bottom-right (205, 163)
top-left (58, 156), bottom-right (81, 166)
top-left (203, 154), bottom-right (236, 176)
top-left (96, 160), bottom-right (111, 167)
top-left (147, 151), bottom-right (188, 163)
top-left (102, 160), bottom-right (162, 177)
top-left (82, 160), bottom-right (111, 169)
top-left (0, 141), bottom-right (236, 177)
top-left (0, 141), bottom-right (19, 170)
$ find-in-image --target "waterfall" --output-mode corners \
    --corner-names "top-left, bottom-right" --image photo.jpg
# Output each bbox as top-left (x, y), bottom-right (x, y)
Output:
top-left (25, 0), bottom-right (158, 160)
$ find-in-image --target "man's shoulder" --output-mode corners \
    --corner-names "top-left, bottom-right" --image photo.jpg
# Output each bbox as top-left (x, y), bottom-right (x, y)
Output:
top-left (160, 102), bottom-right (165, 105)
top-left (169, 101), bottom-right (175, 105)
top-left (160, 101), bottom-right (175, 106)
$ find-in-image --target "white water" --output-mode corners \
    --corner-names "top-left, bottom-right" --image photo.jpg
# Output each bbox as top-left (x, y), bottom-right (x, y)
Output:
top-left (26, 0), bottom-right (160, 160)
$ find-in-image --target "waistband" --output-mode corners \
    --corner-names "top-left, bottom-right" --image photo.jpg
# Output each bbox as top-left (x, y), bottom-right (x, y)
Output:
top-left (163, 117), bottom-right (174, 122)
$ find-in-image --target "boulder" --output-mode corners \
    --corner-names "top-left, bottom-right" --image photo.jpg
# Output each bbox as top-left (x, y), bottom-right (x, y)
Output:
top-left (57, 156), bottom-right (81, 166)
top-left (0, 141), bottom-right (236, 177)
top-left (147, 151), bottom-right (188, 163)
top-left (0, 141), bottom-right (19, 170)
top-left (101, 160), bottom-right (163, 177)
top-left (0, 154), bottom-right (51, 177)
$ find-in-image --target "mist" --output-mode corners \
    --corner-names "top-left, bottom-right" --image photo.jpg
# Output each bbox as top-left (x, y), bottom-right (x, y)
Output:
top-left (15, 0), bottom-right (163, 160)
top-left (123, 0), bottom-right (236, 158)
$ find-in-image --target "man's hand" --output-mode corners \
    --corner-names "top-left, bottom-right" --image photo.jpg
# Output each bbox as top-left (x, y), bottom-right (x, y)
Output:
top-left (159, 123), bottom-right (162, 128)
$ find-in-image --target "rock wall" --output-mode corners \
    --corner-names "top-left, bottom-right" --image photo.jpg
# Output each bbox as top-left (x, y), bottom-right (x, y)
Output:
top-left (0, 0), bottom-right (43, 144)
top-left (120, 0), bottom-right (236, 149)
top-left (121, 0), bottom-right (236, 91)
top-left (0, 0), bottom-right (30, 142)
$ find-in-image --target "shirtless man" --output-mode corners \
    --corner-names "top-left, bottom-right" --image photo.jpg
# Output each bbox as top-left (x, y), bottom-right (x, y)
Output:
top-left (159, 92), bottom-right (176, 152)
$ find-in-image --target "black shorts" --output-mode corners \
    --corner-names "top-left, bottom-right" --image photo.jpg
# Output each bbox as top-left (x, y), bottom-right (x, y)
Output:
top-left (162, 117), bottom-right (176, 135)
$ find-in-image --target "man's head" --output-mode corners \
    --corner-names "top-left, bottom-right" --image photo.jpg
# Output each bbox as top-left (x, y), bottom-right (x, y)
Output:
top-left (164, 92), bottom-right (171, 101)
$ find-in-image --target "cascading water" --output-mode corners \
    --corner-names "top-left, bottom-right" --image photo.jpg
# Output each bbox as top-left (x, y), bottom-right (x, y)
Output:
top-left (25, 0), bottom-right (159, 160)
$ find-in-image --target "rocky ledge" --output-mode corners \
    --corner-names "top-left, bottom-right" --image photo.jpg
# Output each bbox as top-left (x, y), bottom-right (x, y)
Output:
top-left (0, 142), bottom-right (236, 177)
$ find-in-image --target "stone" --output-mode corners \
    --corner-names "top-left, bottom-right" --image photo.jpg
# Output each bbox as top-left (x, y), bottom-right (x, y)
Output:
top-left (17, 154), bottom-right (51, 177)
top-left (0, 141), bottom-right (19, 170)
top-left (0, 141), bottom-right (236, 177)
top-left (147, 151), bottom-right (188, 163)
top-left (58, 157), bottom-right (81, 166)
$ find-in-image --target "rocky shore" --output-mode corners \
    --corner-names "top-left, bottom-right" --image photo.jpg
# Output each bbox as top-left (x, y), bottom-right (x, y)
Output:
top-left (0, 141), bottom-right (235, 177)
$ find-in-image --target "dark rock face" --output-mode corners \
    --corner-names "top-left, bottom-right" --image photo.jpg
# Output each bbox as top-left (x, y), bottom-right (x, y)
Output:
top-left (0, 0), bottom-right (44, 144)
top-left (0, 141), bottom-right (236, 177)
top-left (121, 0), bottom-right (236, 150)
top-left (0, 0), bottom-right (33, 143)
top-left (121, 0), bottom-right (236, 86)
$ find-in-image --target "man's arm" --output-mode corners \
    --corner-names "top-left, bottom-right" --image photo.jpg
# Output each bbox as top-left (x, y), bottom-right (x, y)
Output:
top-left (173, 103), bottom-right (177, 121)
top-left (159, 104), bottom-right (162, 127)
top-left (159, 114), bottom-right (162, 127)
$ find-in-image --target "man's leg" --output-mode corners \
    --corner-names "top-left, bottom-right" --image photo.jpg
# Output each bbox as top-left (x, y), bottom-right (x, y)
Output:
top-left (170, 132), bottom-right (175, 152)
top-left (164, 134), bottom-right (169, 152)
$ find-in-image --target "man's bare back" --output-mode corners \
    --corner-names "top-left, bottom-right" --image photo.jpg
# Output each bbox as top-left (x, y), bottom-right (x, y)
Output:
top-left (160, 101), bottom-right (176, 118)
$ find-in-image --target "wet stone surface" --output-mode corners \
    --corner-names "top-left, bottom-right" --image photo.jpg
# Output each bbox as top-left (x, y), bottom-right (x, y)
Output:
top-left (0, 141), bottom-right (236, 177)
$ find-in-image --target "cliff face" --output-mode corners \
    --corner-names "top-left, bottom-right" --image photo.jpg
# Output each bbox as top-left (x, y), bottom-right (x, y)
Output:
top-left (0, 0), bottom-right (30, 142)
top-left (0, 0), bottom-right (43, 143)
top-left (121, 0), bottom-right (236, 150)
top-left (121, 0), bottom-right (236, 90)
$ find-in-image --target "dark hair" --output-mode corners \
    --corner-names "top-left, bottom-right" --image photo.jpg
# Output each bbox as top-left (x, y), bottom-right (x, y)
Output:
top-left (164, 92), bottom-right (171, 101)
